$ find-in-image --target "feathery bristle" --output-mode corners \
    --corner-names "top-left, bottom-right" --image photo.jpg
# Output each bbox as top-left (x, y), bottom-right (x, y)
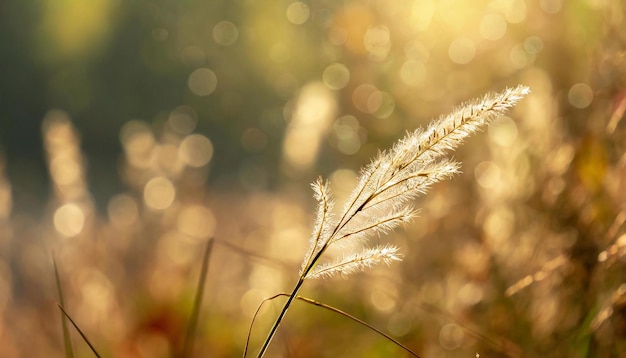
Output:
top-left (300, 86), bottom-right (530, 280)
top-left (307, 245), bottom-right (402, 279)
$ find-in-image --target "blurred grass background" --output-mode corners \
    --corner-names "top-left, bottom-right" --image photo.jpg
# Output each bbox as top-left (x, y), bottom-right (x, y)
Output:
top-left (0, 0), bottom-right (625, 357)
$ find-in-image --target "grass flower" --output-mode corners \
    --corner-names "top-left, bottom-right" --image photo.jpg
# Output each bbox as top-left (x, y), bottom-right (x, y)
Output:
top-left (254, 85), bottom-right (530, 357)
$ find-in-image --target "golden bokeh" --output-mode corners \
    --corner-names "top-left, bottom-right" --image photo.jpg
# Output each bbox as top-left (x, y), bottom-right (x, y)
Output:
top-left (179, 134), bottom-right (214, 168)
top-left (54, 203), bottom-right (85, 237)
top-left (2, 1), bottom-right (626, 357)
top-left (143, 177), bottom-right (176, 210)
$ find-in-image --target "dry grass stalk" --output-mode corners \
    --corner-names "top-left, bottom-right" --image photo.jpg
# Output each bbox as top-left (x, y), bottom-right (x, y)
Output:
top-left (254, 85), bottom-right (530, 357)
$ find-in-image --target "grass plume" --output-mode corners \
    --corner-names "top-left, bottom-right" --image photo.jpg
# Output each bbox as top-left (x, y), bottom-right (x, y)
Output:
top-left (254, 85), bottom-right (530, 357)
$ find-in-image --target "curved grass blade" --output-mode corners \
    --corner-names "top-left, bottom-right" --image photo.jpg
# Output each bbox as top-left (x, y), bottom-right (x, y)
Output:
top-left (244, 293), bottom-right (420, 358)
top-left (244, 293), bottom-right (283, 358)
top-left (294, 295), bottom-right (420, 357)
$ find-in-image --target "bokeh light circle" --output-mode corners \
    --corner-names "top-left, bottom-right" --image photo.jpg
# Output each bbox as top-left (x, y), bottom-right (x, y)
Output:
top-left (54, 203), bottom-right (85, 237)
top-left (188, 68), bottom-right (217, 96)
top-left (480, 14), bottom-right (507, 41)
top-left (144, 177), bottom-right (176, 210)
top-left (322, 63), bottom-right (350, 90)
top-left (400, 60), bottom-right (426, 86)
top-left (568, 83), bottom-right (593, 109)
top-left (286, 2), bottom-right (310, 25)
top-left (179, 134), bottom-right (214, 168)
top-left (176, 205), bottom-right (217, 239)
top-left (213, 21), bottom-right (239, 46)
top-left (448, 37), bottom-right (476, 64)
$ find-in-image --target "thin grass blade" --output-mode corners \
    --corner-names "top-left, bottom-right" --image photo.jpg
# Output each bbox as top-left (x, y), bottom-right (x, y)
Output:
top-left (295, 296), bottom-right (420, 357)
top-left (243, 293), bottom-right (286, 358)
top-left (57, 304), bottom-right (101, 358)
top-left (53, 254), bottom-right (74, 358)
top-left (182, 238), bottom-right (214, 358)
top-left (246, 293), bottom-right (420, 357)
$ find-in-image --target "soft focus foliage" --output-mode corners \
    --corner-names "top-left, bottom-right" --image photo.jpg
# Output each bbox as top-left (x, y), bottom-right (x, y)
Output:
top-left (0, 0), bottom-right (625, 357)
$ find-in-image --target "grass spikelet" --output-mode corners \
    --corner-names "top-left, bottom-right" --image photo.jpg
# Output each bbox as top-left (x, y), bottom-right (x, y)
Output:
top-left (329, 206), bottom-right (415, 247)
top-left (300, 178), bottom-right (334, 276)
top-left (302, 85), bottom-right (529, 281)
top-left (307, 245), bottom-right (402, 279)
top-left (254, 85), bottom-right (529, 357)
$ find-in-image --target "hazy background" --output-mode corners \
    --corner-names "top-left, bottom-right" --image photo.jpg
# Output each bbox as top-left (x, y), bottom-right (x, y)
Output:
top-left (0, 0), bottom-right (624, 357)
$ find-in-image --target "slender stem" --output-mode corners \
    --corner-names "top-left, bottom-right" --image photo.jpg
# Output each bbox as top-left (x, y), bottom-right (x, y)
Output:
top-left (256, 278), bottom-right (305, 357)
top-left (182, 238), bottom-right (214, 358)
top-left (57, 304), bottom-right (102, 358)
top-left (256, 245), bottom-right (327, 357)
top-left (53, 254), bottom-right (74, 358)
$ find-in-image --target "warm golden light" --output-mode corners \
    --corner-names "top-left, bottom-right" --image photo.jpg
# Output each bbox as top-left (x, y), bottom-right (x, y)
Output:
top-left (488, 116), bottom-right (519, 147)
top-left (0, 182), bottom-right (11, 220)
top-left (143, 177), bottom-right (176, 210)
top-left (54, 203), bottom-right (85, 237)
top-left (332, 115), bottom-right (362, 155)
top-left (176, 205), bottom-right (216, 239)
top-left (448, 37), bottom-right (476, 64)
top-left (322, 63), bottom-right (350, 90)
top-left (107, 194), bottom-right (139, 228)
top-left (352, 84), bottom-right (377, 113)
top-left (179, 134), bottom-right (214, 168)
top-left (282, 82), bottom-right (337, 172)
top-left (367, 90), bottom-right (395, 119)
top-left (540, 0), bottom-right (563, 14)
top-left (329, 168), bottom-right (358, 205)
top-left (400, 60), bottom-right (426, 87)
top-left (480, 13), bottom-right (507, 41)
top-left (49, 156), bottom-right (81, 186)
top-left (5, 1), bottom-right (624, 356)
top-left (439, 323), bottom-right (464, 350)
top-left (42, 110), bottom-right (90, 204)
top-left (475, 161), bottom-right (502, 190)
top-left (120, 121), bottom-right (156, 169)
top-left (364, 25), bottom-right (391, 61)
top-left (286, 2), bottom-right (309, 25)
